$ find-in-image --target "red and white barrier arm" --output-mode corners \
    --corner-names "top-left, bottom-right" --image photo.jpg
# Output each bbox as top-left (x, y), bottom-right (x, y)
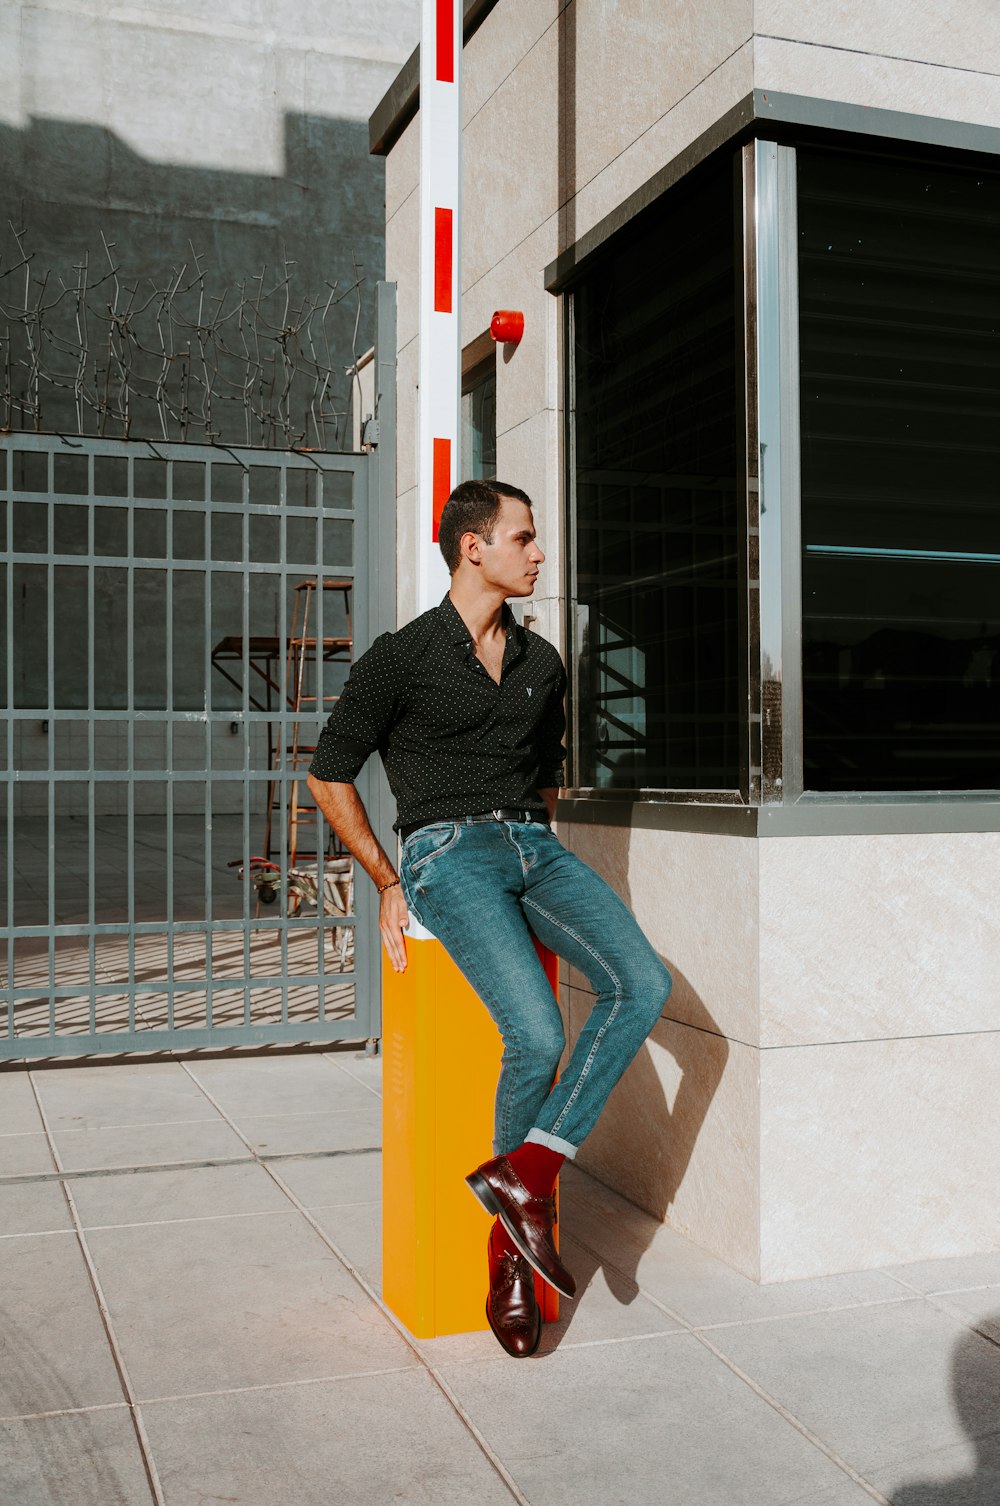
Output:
top-left (417, 0), bottom-right (462, 611)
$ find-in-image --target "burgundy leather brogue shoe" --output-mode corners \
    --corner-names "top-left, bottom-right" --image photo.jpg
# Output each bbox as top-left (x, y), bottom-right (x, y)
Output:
top-left (466, 1154), bottom-right (576, 1298)
top-left (486, 1232), bottom-right (542, 1358)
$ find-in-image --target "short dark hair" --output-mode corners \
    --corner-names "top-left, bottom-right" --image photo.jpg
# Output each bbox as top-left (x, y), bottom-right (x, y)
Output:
top-left (437, 479), bottom-right (533, 573)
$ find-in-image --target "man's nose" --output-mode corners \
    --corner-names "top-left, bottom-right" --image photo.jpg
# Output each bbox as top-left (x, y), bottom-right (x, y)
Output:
top-left (530, 544), bottom-right (545, 563)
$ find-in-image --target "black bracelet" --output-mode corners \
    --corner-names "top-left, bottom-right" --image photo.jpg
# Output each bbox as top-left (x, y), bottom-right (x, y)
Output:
top-left (377, 878), bottom-right (400, 895)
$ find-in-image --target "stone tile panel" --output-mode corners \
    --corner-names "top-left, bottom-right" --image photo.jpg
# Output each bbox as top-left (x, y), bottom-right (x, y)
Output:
top-left (760, 1033), bottom-right (1000, 1280)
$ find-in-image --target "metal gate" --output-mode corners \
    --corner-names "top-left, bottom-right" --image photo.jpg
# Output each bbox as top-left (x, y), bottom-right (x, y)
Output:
top-left (0, 288), bottom-right (396, 1059)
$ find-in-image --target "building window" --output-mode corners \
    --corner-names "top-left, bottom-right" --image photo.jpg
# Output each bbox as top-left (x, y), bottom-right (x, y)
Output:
top-left (461, 355), bottom-right (497, 481)
top-left (798, 147), bottom-right (1000, 791)
top-left (568, 159), bottom-right (743, 793)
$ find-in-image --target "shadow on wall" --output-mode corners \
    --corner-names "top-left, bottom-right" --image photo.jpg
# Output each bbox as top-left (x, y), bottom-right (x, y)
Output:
top-left (562, 830), bottom-right (731, 1299)
top-left (889, 1321), bottom-right (1000, 1504)
top-left (557, 0), bottom-right (576, 257)
top-left (0, 111), bottom-right (386, 443)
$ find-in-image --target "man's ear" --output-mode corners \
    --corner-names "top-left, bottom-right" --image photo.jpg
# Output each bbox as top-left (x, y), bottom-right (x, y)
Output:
top-left (459, 530), bottom-right (482, 566)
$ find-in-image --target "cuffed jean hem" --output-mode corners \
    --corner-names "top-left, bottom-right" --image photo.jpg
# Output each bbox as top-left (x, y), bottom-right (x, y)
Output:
top-left (525, 1126), bottom-right (578, 1159)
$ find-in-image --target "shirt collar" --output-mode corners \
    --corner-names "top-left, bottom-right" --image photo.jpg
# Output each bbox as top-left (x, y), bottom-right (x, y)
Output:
top-left (438, 594), bottom-right (525, 650)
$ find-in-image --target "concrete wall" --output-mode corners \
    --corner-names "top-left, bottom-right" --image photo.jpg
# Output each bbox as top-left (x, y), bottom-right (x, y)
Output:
top-left (1, 0), bottom-right (420, 441)
top-left (5, 0), bottom-right (417, 818)
top-left (384, 0), bottom-right (1000, 1280)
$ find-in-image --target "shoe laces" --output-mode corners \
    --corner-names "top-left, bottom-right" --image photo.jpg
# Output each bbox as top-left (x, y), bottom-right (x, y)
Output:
top-left (493, 1251), bottom-right (535, 1293)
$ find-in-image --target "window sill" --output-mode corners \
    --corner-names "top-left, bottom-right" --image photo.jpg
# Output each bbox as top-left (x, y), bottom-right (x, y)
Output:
top-left (556, 792), bottom-right (1000, 838)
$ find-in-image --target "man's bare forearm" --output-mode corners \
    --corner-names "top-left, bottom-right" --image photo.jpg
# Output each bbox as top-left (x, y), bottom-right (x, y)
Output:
top-left (307, 776), bottom-right (410, 972)
top-left (539, 787), bottom-right (559, 821)
top-left (306, 776), bottom-right (397, 889)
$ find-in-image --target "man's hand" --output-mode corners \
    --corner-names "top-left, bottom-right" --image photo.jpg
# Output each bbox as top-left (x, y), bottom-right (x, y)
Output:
top-left (306, 776), bottom-right (410, 971)
top-left (380, 883), bottom-right (410, 973)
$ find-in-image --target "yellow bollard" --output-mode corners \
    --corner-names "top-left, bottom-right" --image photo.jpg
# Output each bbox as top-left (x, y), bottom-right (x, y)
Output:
top-left (382, 923), bottom-right (560, 1338)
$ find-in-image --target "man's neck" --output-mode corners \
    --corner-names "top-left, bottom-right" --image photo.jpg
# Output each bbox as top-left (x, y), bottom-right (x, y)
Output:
top-left (448, 581), bottom-right (508, 646)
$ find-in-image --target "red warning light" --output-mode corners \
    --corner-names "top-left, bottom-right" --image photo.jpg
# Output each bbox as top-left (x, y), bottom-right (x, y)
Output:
top-left (490, 310), bottom-right (524, 345)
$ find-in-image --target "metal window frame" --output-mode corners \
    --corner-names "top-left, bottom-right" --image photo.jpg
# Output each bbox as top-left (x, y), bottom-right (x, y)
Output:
top-left (759, 138), bottom-right (1000, 814)
top-left (559, 119), bottom-right (1000, 833)
top-left (754, 139), bottom-right (803, 806)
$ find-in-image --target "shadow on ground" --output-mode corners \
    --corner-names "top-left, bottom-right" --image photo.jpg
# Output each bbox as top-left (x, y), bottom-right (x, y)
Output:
top-left (889, 1319), bottom-right (1000, 1504)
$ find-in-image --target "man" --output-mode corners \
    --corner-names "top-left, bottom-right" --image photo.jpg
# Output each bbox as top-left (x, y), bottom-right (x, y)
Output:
top-left (307, 479), bottom-right (671, 1358)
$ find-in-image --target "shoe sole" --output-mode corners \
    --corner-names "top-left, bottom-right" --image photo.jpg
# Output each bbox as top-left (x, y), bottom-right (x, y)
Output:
top-left (465, 1171), bottom-right (576, 1299)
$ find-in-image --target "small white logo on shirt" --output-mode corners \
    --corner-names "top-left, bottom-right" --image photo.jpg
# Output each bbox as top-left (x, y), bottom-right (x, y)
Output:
top-left (526, 687), bottom-right (532, 697)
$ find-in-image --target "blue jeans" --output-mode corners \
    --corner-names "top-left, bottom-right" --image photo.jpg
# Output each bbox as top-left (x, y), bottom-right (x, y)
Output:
top-left (399, 817), bottom-right (672, 1158)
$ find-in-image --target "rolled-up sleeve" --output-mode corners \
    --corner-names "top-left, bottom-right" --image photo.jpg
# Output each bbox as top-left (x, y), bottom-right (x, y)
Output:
top-left (536, 665), bottom-right (567, 789)
top-left (308, 632), bottom-right (398, 783)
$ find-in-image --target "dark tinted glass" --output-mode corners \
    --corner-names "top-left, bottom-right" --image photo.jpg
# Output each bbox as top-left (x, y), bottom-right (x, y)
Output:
top-left (571, 161), bottom-right (742, 790)
top-left (461, 363), bottom-right (497, 481)
top-left (799, 148), bottom-right (1000, 790)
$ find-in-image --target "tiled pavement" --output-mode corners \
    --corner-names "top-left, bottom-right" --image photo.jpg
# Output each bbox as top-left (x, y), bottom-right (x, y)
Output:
top-left (2, 1054), bottom-right (999, 1505)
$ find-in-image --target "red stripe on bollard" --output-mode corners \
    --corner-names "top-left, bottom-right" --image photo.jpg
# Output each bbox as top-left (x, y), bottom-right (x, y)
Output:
top-left (436, 0), bottom-right (454, 82)
top-left (431, 438), bottom-right (451, 541)
top-left (434, 208), bottom-right (453, 314)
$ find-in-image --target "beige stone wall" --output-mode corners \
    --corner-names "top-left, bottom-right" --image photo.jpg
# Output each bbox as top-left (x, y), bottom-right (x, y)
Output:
top-left (755, 1), bottom-right (1000, 127)
top-left (383, 1), bottom-right (1000, 1281)
top-left (757, 834), bottom-right (1000, 1279)
top-left (573, 827), bottom-right (1000, 1281)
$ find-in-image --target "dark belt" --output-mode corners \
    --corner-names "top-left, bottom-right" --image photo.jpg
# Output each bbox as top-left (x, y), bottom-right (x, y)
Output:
top-left (399, 808), bottom-right (549, 843)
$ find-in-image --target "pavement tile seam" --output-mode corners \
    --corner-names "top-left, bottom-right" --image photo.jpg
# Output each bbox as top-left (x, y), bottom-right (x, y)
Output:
top-left (542, 1326), bottom-right (688, 1352)
top-left (319, 1053), bottom-right (383, 1100)
top-left (885, 1268), bottom-right (1000, 1300)
top-left (0, 1147), bottom-right (379, 1190)
top-left (920, 1292), bottom-right (1000, 1352)
top-left (78, 1208), bottom-right (310, 1233)
top-left (882, 1269), bottom-right (1000, 1354)
top-left (0, 1228), bottom-right (76, 1242)
top-left (691, 1293), bottom-right (919, 1334)
top-left (432, 1328), bottom-right (692, 1371)
top-left (304, 1197), bottom-right (380, 1211)
top-left (210, 1107), bottom-right (369, 1122)
top-left (567, 1228), bottom-right (895, 1506)
top-left (137, 1362), bottom-right (421, 1408)
top-left (22, 1072), bottom-right (166, 1500)
top-left (51, 1117), bottom-right (226, 1135)
top-left (925, 1281), bottom-right (1000, 1296)
top-left (0, 1155), bottom-right (254, 1186)
top-left (264, 1146), bottom-right (381, 1160)
top-left (0, 1401), bottom-right (131, 1424)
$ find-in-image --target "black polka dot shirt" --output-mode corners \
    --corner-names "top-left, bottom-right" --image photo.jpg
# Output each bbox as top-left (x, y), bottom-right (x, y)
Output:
top-left (309, 595), bottom-right (567, 832)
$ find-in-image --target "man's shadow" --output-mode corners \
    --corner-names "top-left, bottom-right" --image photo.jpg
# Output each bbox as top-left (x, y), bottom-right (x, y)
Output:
top-left (559, 965), bottom-right (730, 1311)
top-left (552, 822), bottom-right (731, 1317)
top-left (887, 1319), bottom-right (1000, 1504)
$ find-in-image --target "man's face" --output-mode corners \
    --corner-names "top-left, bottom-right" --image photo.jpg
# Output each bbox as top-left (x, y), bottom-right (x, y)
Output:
top-left (472, 497), bottom-right (545, 597)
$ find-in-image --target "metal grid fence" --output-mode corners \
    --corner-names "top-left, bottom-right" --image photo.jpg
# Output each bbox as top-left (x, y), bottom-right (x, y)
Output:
top-left (1, 432), bottom-right (379, 1057)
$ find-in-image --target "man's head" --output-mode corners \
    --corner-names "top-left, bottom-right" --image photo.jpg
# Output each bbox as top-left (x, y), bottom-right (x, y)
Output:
top-left (438, 479), bottom-right (544, 598)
